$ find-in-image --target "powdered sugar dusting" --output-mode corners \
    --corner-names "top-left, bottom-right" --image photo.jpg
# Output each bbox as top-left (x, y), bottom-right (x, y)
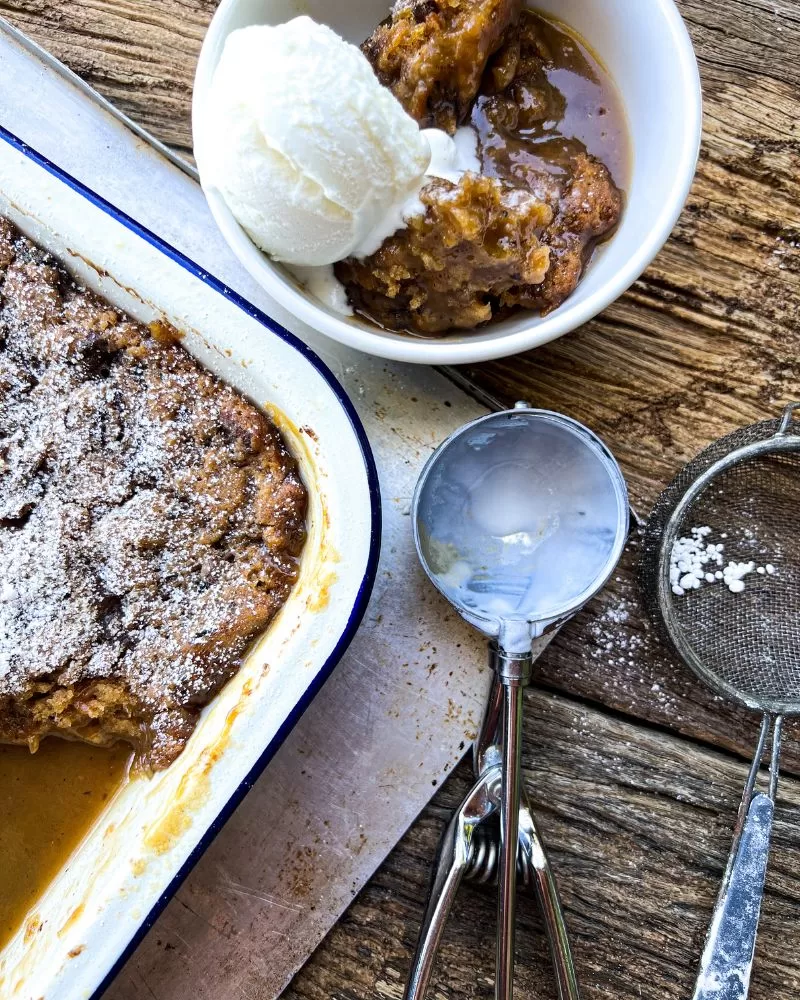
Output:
top-left (670, 526), bottom-right (778, 596)
top-left (0, 220), bottom-right (307, 767)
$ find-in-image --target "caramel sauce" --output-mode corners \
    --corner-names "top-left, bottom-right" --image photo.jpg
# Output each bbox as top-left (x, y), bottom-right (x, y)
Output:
top-left (0, 740), bottom-right (131, 949)
top-left (474, 10), bottom-right (629, 190)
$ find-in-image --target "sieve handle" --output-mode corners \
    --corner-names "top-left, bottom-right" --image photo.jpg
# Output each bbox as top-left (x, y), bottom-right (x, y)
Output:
top-left (692, 792), bottom-right (775, 1000)
top-left (777, 400), bottom-right (800, 434)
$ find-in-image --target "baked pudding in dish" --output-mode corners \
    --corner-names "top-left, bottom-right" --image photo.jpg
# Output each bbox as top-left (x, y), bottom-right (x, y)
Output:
top-left (0, 219), bottom-right (307, 770)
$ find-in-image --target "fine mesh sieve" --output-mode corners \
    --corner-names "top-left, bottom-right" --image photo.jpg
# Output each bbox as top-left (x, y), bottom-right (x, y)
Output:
top-left (642, 401), bottom-right (800, 1000)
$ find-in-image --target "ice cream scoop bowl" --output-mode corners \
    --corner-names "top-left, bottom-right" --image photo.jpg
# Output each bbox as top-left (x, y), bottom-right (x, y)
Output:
top-left (410, 404), bottom-right (629, 1000)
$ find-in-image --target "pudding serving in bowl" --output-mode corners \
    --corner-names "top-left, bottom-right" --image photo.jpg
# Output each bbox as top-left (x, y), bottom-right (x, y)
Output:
top-left (194, 0), bottom-right (701, 363)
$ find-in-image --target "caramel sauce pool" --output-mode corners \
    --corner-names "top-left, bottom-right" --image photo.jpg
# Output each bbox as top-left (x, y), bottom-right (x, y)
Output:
top-left (473, 9), bottom-right (629, 190)
top-left (0, 741), bottom-right (131, 949)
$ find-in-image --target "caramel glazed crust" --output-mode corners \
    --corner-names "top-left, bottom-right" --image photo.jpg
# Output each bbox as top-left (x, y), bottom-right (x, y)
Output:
top-left (0, 220), bottom-right (307, 770)
top-left (340, 0), bottom-right (623, 335)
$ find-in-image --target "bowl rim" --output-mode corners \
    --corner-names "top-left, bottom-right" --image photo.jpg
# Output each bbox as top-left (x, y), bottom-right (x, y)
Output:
top-left (192, 0), bottom-right (703, 365)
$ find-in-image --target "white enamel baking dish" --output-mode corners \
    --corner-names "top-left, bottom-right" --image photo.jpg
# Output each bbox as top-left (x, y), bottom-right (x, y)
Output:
top-left (0, 125), bottom-right (380, 1000)
top-left (195, 0), bottom-right (702, 364)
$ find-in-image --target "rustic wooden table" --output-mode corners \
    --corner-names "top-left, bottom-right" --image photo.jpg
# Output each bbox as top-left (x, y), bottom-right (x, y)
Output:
top-left (5, 1), bottom-right (799, 997)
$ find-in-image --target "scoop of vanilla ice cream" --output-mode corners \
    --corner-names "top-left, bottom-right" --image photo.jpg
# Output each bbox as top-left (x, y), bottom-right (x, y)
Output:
top-left (202, 17), bottom-right (432, 267)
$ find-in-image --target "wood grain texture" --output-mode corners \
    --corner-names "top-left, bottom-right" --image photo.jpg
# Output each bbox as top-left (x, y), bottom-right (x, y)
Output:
top-left (1, 0), bottom-right (799, 997)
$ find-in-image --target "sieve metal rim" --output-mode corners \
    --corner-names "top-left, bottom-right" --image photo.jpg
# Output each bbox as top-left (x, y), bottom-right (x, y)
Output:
top-left (654, 406), bottom-right (800, 714)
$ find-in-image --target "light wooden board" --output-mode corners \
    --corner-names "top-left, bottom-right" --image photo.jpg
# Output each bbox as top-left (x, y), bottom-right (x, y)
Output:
top-left (1, 0), bottom-right (799, 997)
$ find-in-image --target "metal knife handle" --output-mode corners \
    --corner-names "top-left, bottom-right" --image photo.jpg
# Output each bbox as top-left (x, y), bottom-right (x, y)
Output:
top-left (692, 792), bottom-right (774, 1000)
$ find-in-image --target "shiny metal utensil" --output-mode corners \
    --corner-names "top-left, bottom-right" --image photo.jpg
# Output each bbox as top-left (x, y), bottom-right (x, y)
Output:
top-left (409, 404), bottom-right (630, 1000)
top-left (642, 401), bottom-right (800, 1000)
top-left (404, 649), bottom-right (578, 1000)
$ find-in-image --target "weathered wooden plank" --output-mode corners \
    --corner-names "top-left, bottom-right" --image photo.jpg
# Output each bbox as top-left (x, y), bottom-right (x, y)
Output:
top-left (283, 690), bottom-right (800, 1000)
top-left (0, 0), bottom-right (211, 153)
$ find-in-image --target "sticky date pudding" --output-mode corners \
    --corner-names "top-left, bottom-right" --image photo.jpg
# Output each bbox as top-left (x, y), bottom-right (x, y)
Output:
top-left (0, 220), bottom-right (307, 771)
top-left (337, 1), bottom-right (627, 335)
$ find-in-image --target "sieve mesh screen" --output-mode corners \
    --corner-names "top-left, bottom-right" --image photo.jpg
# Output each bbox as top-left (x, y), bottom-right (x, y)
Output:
top-left (642, 408), bottom-right (800, 713)
top-left (668, 451), bottom-right (800, 703)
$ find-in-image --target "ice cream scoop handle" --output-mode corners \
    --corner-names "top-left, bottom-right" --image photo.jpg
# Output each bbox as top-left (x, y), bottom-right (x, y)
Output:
top-left (497, 679), bottom-right (523, 1000)
top-left (495, 648), bottom-right (532, 1000)
top-left (519, 797), bottom-right (581, 1000)
top-left (405, 768), bottom-right (497, 1000)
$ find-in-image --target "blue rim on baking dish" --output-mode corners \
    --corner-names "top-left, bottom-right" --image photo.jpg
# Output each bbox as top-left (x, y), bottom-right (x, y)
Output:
top-left (0, 123), bottom-right (382, 998)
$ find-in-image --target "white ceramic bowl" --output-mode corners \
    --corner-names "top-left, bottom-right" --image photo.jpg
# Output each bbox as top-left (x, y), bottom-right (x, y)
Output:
top-left (0, 125), bottom-right (380, 999)
top-left (193, 0), bottom-right (702, 365)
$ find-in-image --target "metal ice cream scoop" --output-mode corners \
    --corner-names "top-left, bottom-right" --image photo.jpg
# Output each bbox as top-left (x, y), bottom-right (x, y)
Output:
top-left (408, 403), bottom-right (629, 1000)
